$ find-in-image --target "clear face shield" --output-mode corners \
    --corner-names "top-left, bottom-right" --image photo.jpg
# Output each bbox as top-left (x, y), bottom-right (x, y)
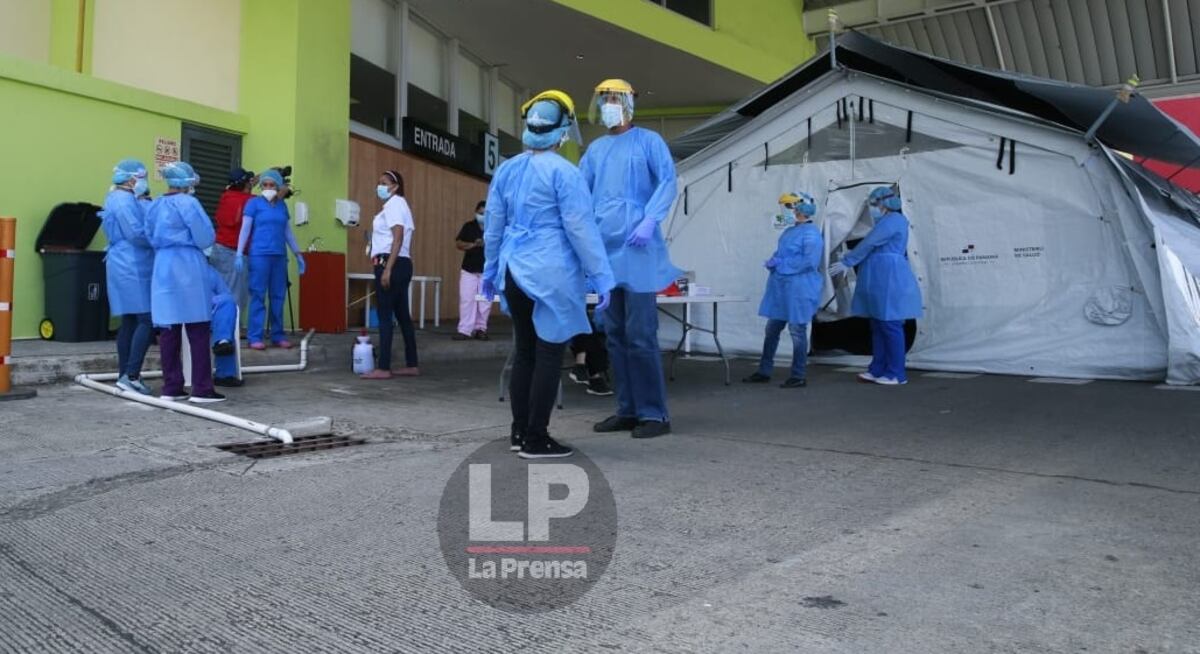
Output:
top-left (588, 90), bottom-right (635, 127)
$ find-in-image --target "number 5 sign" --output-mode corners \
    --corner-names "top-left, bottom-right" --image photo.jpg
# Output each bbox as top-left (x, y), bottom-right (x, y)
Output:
top-left (483, 132), bottom-right (499, 177)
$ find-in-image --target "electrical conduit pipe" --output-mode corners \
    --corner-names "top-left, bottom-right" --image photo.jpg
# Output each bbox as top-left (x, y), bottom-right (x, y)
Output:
top-left (73, 329), bottom-right (320, 444)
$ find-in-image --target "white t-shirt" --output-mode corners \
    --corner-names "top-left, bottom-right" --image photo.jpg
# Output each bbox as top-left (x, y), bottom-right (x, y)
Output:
top-left (371, 195), bottom-right (415, 258)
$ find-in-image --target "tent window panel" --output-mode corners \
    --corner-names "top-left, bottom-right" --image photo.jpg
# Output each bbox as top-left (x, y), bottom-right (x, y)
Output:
top-left (760, 104), bottom-right (847, 166)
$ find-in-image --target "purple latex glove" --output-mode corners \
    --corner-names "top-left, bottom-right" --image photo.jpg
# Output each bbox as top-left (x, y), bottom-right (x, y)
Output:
top-left (595, 291), bottom-right (611, 312)
top-left (625, 216), bottom-right (657, 248)
top-left (764, 257), bottom-right (779, 269)
top-left (481, 278), bottom-right (498, 301)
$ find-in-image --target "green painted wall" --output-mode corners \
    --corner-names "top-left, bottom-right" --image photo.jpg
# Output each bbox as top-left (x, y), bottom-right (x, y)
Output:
top-left (239, 0), bottom-right (350, 313)
top-left (0, 54), bottom-right (245, 339)
top-left (552, 0), bottom-right (814, 83)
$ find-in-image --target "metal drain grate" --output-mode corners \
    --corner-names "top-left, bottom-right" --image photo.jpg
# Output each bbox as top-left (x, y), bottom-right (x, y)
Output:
top-left (214, 435), bottom-right (367, 459)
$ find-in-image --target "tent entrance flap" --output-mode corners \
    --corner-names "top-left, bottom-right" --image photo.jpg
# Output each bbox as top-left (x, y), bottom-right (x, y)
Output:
top-left (812, 180), bottom-right (917, 358)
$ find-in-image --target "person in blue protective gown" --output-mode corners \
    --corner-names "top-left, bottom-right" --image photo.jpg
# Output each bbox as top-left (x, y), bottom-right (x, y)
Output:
top-left (580, 78), bottom-right (680, 440)
top-left (829, 186), bottom-right (923, 385)
top-left (234, 168), bottom-right (306, 350)
top-left (481, 90), bottom-right (615, 460)
top-left (204, 264), bottom-right (242, 388)
top-left (101, 158), bottom-right (155, 395)
top-left (145, 161), bottom-right (224, 403)
top-left (744, 192), bottom-right (824, 389)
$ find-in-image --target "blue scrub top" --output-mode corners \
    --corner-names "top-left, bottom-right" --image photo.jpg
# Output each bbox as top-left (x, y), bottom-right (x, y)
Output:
top-left (578, 126), bottom-right (682, 293)
top-left (759, 221), bottom-right (823, 324)
top-left (841, 211), bottom-right (923, 321)
top-left (483, 151), bottom-right (615, 344)
top-left (243, 196), bottom-right (291, 256)
top-left (100, 188), bottom-right (154, 316)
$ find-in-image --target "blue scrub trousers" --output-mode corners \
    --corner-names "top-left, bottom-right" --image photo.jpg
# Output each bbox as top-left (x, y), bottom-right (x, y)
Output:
top-left (116, 313), bottom-right (152, 380)
top-left (248, 254), bottom-right (287, 345)
top-left (602, 289), bottom-right (669, 423)
top-left (757, 319), bottom-right (808, 380)
top-left (869, 319), bottom-right (907, 382)
top-left (211, 295), bottom-right (238, 379)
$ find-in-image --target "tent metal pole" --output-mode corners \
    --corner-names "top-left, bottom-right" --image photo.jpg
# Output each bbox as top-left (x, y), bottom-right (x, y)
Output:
top-left (1162, 0), bottom-right (1179, 84)
top-left (828, 10), bottom-right (838, 68)
top-left (985, 6), bottom-right (1006, 72)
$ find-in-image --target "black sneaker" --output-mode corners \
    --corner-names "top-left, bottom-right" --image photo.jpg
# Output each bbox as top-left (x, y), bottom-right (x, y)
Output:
top-left (594, 415), bottom-right (639, 432)
top-left (212, 340), bottom-right (235, 356)
top-left (518, 435), bottom-right (574, 459)
top-left (473, 330), bottom-right (490, 341)
top-left (188, 391), bottom-right (227, 404)
top-left (632, 420), bottom-right (671, 439)
top-left (452, 332), bottom-right (472, 341)
top-left (510, 431), bottom-right (523, 452)
top-left (569, 364), bottom-right (589, 385)
top-left (780, 377), bottom-right (807, 389)
top-left (586, 375), bottom-right (614, 396)
top-left (742, 372), bottom-right (771, 383)
top-left (214, 376), bottom-right (245, 388)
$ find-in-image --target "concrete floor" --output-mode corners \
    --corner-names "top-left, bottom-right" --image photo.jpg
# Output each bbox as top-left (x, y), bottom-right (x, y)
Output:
top-left (1, 357), bottom-right (1198, 653)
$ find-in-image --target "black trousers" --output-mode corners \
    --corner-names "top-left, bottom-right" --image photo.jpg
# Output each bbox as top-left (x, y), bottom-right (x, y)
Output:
top-left (570, 310), bottom-right (608, 376)
top-left (373, 256), bottom-right (418, 369)
top-left (505, 271), bottom-right (564, 441)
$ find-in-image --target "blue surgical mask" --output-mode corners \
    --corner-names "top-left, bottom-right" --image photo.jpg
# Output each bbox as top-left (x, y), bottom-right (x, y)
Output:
top-left (869, 205), bottom-right (884, 219)
top-left (376, 185), bottom-right (391, 200)
top-left (133, 179), bottom-right (148, 196)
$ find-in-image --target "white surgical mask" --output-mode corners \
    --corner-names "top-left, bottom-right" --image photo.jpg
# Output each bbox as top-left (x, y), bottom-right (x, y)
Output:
top-left (475, 212), bottom-right (484, 223)
top-left (262, 189), bottom-right (278, 201)
top-left (601, 103), bottom-right (625, 129)
top-left (869, 205), bottom-right (884, 219)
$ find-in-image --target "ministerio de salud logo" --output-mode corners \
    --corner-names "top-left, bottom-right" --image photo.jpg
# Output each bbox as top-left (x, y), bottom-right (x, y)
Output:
top-left (437, 440), bottom-right (617, 613)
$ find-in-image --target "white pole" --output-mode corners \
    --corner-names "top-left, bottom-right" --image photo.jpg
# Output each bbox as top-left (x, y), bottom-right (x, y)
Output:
top-left (74, 329), bottom-right (319, 444)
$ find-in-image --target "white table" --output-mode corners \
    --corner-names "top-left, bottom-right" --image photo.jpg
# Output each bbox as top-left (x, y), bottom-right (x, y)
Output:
top-left (485, 293), bottom-right (748, 388)
top-left (653, 295), bottom-right (749, 386)
top-left (347, 273), bottom-right (442, 329)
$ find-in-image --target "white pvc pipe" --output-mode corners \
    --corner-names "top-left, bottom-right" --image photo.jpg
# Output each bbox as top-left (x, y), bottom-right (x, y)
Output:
top-left (74, 329), bottom-right (319, 444)
top-left (74, 375), bottom-right (296, 443)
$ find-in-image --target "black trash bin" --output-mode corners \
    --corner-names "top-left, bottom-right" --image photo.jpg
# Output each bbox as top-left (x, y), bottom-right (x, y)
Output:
top-left (35, 202), bottom-right (110, 342)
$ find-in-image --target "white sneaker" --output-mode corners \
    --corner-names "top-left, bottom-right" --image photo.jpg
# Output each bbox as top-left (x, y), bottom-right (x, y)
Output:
top-left (874, 377), bottom-right (907, 385)
top-left (857, 372), bottom-right (878, 383)
top-left (116, 375), bottom-right (135, 392)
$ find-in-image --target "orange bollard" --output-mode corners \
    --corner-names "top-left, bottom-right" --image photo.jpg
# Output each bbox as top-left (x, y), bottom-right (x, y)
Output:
top-left (0, 217), bottom-right (37, 401)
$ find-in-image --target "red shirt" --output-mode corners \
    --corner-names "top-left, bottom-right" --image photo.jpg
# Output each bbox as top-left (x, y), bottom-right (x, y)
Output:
top-left (214, 189), bottom-right (255, 249)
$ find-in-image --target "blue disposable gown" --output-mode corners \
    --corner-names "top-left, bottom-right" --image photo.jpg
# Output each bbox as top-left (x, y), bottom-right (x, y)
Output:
top-left (841, 212), bottom-right (923, 321)
top-left (483, 151), bottom-right (616, 344)
top-left (578, 126), bottom-right (682, 293)
top-left (759, 222), bottom-right (824, 324)
top-left (99, 189), bottom-right (153, 316)
top-left (145, 193), bottom-right (216, 326)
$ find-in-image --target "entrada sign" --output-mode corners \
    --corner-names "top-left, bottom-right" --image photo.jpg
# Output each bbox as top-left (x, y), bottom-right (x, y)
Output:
top-left (401, 117), bottom-right (493, 179)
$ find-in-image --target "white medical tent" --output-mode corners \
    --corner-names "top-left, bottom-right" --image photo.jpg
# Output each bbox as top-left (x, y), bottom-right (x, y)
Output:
top-left (664, 32), bottom-right (1200, 384)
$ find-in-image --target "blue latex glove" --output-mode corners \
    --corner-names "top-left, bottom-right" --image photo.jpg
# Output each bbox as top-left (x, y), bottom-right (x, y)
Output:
top-left (595, 291), bottom-right (611, 312)
top-left (764, 257), bottom-right (779, 270)
top-left (625, 216), bottom-right (657, 248)
top-left (296, 254), bottom-right (306, 276)
top-left (481, 278), bottom-right (497, 301)
top-left (234, 254), bottom-right (245, 273)
top-left (828, 260), bottom-right (846, 277)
